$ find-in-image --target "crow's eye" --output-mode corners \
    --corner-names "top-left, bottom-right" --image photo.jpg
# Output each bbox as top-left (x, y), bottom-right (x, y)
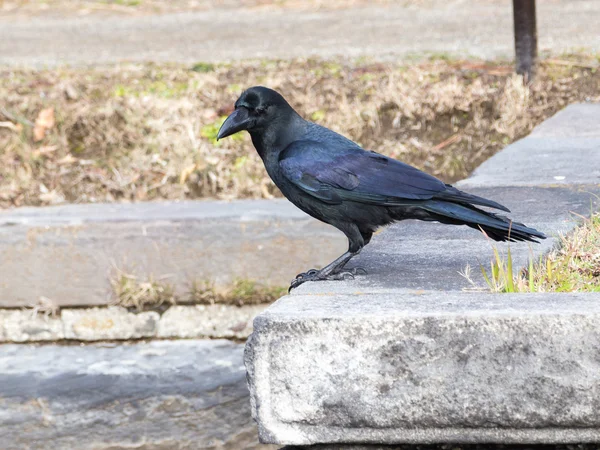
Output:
top-left (255, 106), bottom-right (267, 115)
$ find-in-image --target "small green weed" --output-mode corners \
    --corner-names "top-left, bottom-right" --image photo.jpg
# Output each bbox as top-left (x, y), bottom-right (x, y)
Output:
top-left (191, 62), bottom-right (215, 73)
top-left (190, 279), bottom-right (286, 306)
top-left (113, 274), bottom-right (286, 310)
top-left (200, 116), bottom-right (227, 144)
top-left (472, 213), bottom-right (600, 293)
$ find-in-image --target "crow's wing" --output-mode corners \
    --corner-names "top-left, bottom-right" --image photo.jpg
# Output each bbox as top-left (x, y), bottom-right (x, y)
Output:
top-left (279, 140), bottom-right (445, 204)
top-left (279, 140), bottom-right (509, 211)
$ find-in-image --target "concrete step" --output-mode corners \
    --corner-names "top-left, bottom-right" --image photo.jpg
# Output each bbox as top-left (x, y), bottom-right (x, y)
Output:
top-left (247, 291), bottom-right (600, 446)
top-left (0, 339), bottom-right (275, 450)
top-left (0, 304), bottom-right (266, 343)
top-left (0, 199), bottom-right (345, 307)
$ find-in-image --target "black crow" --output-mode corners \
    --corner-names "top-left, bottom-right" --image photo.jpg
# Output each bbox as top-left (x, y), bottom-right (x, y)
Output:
top-left (217, 86), bottom-right (545, 290)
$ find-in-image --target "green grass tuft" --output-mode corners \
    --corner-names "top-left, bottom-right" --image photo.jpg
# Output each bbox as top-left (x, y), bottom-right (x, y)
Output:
top-left (476, 213), bottom-right (600, 293)
top-left (191, 62), bottom-right (215, 73)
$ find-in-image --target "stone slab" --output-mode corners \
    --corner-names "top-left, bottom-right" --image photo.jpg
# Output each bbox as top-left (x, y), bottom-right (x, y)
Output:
top-left (246, 291), bottom-right (600, 445)
top-left (293, 185), bottom-right (599, 296)
top-left (0, 199), bottom-right (345, 307)
top-left (529, 103), bottom-right (600, 139)
top-left (0, 304), bottom-right (266, 342)
top-left (459, 103), bottom-right (600, 188)
top-left (157, 304), bottom-right (265, 340)
top-left (458, 137), bottom-right (600, 188)
top-left (0, 339), bottom-right (275, 450)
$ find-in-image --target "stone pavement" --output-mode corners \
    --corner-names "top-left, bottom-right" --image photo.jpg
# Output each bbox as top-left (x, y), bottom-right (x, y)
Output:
top-left (0, 339), bottom-right (275, 450)
top-left (246, 104), bottom-right (600, 446)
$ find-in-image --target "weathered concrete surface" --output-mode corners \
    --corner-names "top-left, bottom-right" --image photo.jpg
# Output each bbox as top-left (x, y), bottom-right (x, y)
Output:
top-left (460, 104), bottom-right (600, 188)
top-left (0, 339), bottom-right (275, 450)
top-left (530, 103), bottom-right (600, 139)
top-left (0, 304), bottom-right (266, 342)
top-left (0, 199), bottom-right (345, 307)
top-left (459, 138), bottom-right (600, 188)
top-left (2, 1), bottom-right (600, 66)
top-left (247, 292), bottom-right (600, 445)
top-left (157, 304), bottom-right (264, 340)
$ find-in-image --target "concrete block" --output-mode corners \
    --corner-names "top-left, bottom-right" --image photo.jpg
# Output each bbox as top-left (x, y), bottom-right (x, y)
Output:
top-left (157, 304), bottom-right (264, 340)
top-left (62, 306), bottom-right (159, 340)
top-left (0, 199), bottom-right (345, 307)
top-left (246, 291), bottom-right (600, 445)
top-left (0, 309), bottom-right (64, 342)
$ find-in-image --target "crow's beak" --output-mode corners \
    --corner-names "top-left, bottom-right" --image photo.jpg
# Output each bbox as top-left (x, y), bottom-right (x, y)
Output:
top-left (217, 108), bottom-right (251, 140)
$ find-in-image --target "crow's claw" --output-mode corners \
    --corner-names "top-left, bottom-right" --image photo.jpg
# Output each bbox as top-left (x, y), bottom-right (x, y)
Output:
top-left (328, 270), bottom-right (355, 281)
top-left (341, 267), bottom-right (368, 276)
top-left (294, 268), bottom-right (319, 279)
top-left (289, 269), bottom-right (321, 291)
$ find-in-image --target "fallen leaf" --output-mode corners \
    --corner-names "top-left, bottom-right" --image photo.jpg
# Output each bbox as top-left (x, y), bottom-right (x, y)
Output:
top-left (431, 134), bottom-right (462, 152)
top-left (179, 164), bottom-right (197, 184)
top-left (33, 107), bottom-right (55, 142)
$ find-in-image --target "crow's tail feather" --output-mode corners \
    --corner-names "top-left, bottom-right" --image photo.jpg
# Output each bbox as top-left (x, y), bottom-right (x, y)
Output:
top-left (435, 186), bottom-right (511, 213)
top-left (419, 200), bottom-right (546, 243)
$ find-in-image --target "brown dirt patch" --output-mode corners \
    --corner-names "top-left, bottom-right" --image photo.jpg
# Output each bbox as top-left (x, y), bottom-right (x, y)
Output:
top-left (1, 56), bottom-right (599, 208)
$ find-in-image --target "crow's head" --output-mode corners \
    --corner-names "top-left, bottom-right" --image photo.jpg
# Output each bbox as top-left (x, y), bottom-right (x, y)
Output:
top-left (217, 86), bottom-right (294, 140)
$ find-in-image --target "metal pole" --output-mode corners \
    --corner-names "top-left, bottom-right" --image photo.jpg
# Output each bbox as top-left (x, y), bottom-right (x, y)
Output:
top-left (513, 0), bottom-right (538, 82)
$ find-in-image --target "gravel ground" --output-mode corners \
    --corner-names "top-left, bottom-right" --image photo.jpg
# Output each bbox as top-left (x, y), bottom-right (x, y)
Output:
top-left (1, 0), bottom-right (599, 67)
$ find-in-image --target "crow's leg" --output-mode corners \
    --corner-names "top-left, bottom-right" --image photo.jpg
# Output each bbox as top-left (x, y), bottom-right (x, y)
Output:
top-left (330, 230), bottom-right (372, 275)
top-left (289, 223), bottom-right (367, 291)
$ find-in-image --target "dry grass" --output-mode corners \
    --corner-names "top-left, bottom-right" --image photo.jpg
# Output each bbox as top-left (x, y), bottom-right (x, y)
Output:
top-left (534, 214), bottom-right (600, 292)
top-left (111, 271), bottom-right (177, 312)
top-left (111, 271), bottom-right (286, 310)
top-left (1, 56), bottom-right (599, 208)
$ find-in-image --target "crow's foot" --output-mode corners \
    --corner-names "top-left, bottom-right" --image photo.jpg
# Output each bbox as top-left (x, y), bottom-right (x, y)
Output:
top-left (288, 267), bottom-right (367, 292)
top-left (289, 269), bottom-right (320, 292)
